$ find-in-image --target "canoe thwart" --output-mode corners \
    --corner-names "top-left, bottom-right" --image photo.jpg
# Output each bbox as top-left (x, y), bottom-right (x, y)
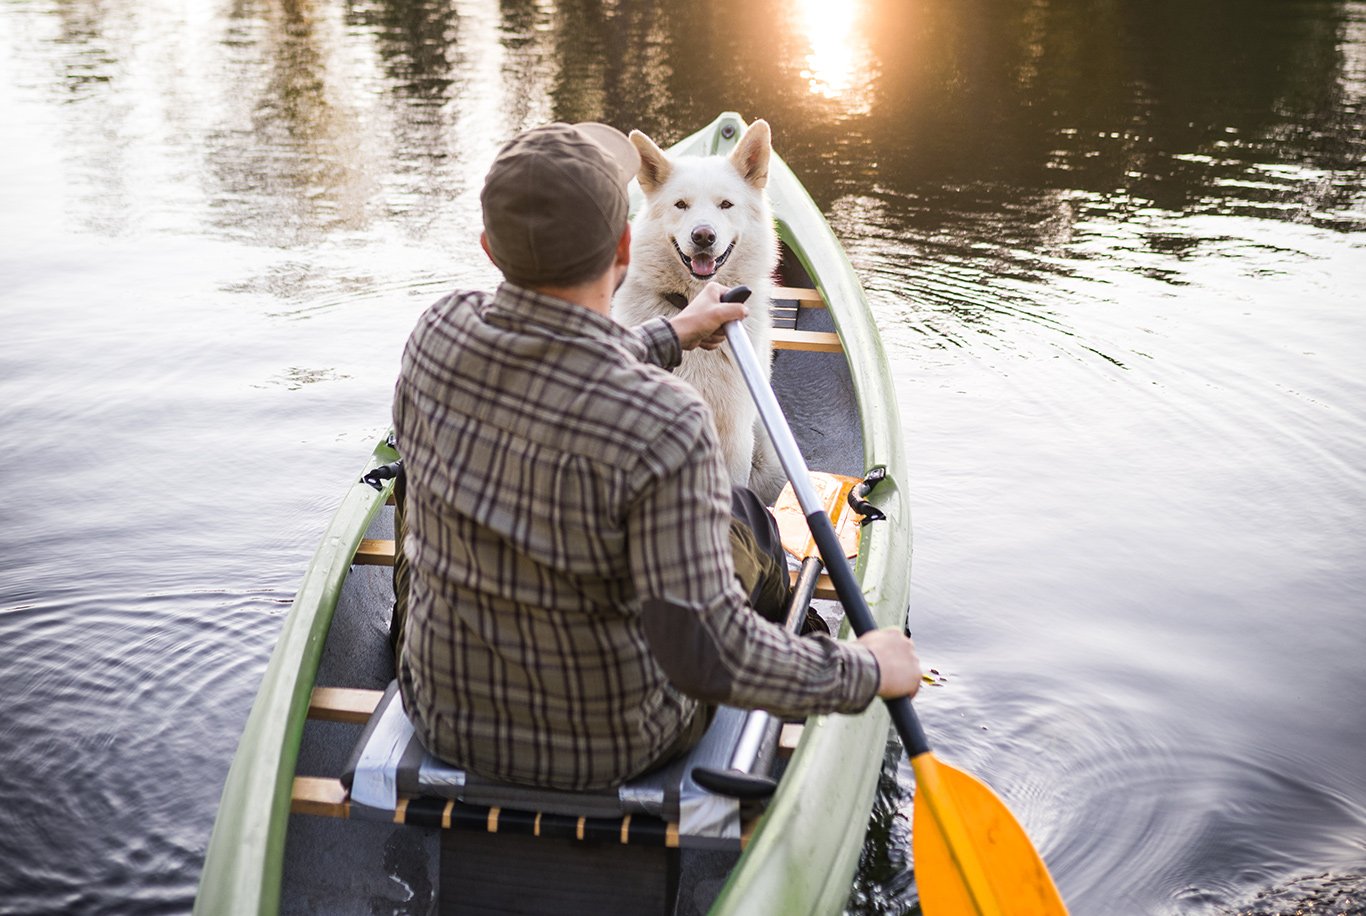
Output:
top-left (771, 328), bottom-right (842, 352)
top-left (771, 286), bottom-right (827, 306)
top-left (293, 776), bottom-right (351, 819)
top-left (354, 539), bottom-right (395, 565)
top-left (308, 687), bottom-right (384, 724)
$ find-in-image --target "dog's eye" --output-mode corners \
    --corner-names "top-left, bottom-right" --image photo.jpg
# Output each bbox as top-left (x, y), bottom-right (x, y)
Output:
top-left (719, 200), bottom-right (733, 210)
top-left (674, 200), bottom-right (688, 210)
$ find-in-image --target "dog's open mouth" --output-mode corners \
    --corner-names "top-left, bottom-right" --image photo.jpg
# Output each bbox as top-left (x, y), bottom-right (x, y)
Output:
top-left (672, 239), bottom-right (736, 279)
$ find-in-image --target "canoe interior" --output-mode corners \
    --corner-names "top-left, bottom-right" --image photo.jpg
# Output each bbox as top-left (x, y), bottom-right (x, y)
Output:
top-left (276, 245), bottom-right (864, 915)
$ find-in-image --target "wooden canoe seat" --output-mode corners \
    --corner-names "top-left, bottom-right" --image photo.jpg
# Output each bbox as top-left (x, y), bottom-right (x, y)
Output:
top-left (354, 539), bottom-right (839, 600)
top-left (293, 681), bottom-right (769, 853)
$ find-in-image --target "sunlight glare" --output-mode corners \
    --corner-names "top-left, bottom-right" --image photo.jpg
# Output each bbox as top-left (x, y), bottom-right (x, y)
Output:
top-left (793, 0), bottom-right (875, 108)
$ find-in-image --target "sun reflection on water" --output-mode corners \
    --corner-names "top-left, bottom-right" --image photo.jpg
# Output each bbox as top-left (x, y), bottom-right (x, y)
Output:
top-left (793, 0), bottom-right (877, 111)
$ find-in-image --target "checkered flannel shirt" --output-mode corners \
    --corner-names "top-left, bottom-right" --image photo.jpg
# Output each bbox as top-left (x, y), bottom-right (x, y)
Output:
top-left (393, 282), bottom-right (879, 790)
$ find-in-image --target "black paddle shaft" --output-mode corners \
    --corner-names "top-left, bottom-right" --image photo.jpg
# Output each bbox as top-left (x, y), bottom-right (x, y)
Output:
top-left (803, 508), bottom-right (930, 758)
top-left (719, 284), bottom-right (931, 760)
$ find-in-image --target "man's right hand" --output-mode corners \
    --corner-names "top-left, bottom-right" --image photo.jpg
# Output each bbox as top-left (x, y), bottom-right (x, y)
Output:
top-left (859, 627), bottom-right (922, 699)
top-left (670, 281), bottom-right (748, 351)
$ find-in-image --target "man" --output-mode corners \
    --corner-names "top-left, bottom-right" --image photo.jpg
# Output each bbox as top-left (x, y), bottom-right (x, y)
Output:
top-left (392, 122), bottom-right (920, 791)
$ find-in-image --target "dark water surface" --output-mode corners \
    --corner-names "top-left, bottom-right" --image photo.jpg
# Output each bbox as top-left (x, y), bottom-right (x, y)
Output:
top-left (2, 0), bottom-right (1363, 913)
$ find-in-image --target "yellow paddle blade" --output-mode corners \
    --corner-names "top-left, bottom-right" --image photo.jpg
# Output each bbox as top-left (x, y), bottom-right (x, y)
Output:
top-left (912, 753), bottom-right (1068, 916)
top-left (772, 472), bottom-right (861, 560)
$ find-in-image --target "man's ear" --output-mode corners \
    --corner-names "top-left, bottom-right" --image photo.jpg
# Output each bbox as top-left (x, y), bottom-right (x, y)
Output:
top-left (615, 224), bottom-right (632, 267)
top-left (480, 231), bottom-right (496, 264)
top-left (630, 130), bottom-right (672, 193)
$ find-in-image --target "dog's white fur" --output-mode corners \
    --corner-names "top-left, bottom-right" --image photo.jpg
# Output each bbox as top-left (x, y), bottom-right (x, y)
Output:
top-left (614, 120), bottom-right (785, 499)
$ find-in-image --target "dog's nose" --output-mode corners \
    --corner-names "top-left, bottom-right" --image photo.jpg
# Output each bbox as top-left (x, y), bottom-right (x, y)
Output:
top-left (691, 225), bottom-right (716, 248)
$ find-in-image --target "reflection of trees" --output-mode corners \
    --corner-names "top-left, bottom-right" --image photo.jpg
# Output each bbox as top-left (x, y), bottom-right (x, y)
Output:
top-left (492, 0), bottom-right (676, 132)
top-left (858, 0), bottom-right (1363, 233)
top-left (470, 0), bottom-right (1361, 246)
top-left (490, 0), bottom-right (781, 143)
top-left (344, 0), bottom-right (466, 228)
top-left (203, 0), bottom-right (376, 245)
top-left (26, 0), bottom-right (1362, 253)
top-left (39, 0), bottom-right (136, 235)
top-left (494, 0), bottom-right (557, 128)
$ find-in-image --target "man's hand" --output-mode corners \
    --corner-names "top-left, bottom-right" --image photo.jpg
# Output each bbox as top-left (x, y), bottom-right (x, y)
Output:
top-left (670, 281), bottom-right (748, 351)
top-left (859, 628), bottom-right (922, 699)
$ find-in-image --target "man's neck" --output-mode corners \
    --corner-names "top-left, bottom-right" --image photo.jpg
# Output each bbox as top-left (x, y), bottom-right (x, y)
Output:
top-left (531, 275), bottom-right (613, 318)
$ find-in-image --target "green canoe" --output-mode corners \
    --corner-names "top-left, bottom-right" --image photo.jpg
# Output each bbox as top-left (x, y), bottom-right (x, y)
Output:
top-left (196, 111), bottom-right (912, 915)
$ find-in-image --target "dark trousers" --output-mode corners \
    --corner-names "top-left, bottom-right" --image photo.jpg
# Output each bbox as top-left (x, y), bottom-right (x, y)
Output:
top-left (726, 485), bottom-right (790, 624)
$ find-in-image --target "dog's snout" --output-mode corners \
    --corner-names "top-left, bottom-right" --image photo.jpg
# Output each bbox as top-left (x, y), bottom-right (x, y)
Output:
top-left (691, 224), bottom-right (716, 248)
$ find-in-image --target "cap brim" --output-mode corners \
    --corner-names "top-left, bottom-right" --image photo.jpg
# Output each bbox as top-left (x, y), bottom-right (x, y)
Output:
top-left (574, 122), bottom-right (641, 181)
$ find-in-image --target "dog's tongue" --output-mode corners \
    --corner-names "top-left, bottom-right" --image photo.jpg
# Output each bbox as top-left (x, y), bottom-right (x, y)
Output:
top-left (690, 255), bottom-right (717, 277)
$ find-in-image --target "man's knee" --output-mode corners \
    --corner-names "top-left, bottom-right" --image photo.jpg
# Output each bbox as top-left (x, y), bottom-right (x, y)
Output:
top-left (728, 486), bottom-right (789, 624)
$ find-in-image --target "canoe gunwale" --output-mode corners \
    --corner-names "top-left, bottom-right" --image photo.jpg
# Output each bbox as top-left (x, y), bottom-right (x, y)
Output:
top-left (195, 439), bottom-right (399, 915)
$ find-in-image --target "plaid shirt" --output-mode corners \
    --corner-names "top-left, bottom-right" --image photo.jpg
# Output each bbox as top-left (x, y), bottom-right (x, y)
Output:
top-left (393, 283), bottom-right (879, 790)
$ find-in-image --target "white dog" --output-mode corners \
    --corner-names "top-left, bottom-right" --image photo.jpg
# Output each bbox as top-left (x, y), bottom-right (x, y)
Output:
top-left (614, 119), bottom-right (785, 499)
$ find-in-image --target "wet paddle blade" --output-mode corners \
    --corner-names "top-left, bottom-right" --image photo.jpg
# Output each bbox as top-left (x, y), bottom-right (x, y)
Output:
top-left (912, 754), bottom-right (1068, 916)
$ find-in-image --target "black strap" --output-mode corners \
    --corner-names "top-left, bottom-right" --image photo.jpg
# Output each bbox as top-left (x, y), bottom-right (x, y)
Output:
top-left (362, 460), bottom-right (404, 491)
top-left (848, 466), bottom-right (888, 525)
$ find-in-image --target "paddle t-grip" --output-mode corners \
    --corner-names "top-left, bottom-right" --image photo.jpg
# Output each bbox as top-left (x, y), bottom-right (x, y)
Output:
top-left (721, 285), bottom-right (753, 304)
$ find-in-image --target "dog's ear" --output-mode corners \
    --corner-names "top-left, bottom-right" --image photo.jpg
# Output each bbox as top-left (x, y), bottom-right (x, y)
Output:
top-left (729, 119), bottom-right (771, 189)
top-left (630, 130), bottom-right (672, 193)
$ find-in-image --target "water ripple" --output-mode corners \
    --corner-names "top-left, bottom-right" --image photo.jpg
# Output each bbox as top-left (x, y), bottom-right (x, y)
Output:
top-left (0, 592), bottom-right (284, 914)
top-left (852, 678), bottom-right (1366, 915)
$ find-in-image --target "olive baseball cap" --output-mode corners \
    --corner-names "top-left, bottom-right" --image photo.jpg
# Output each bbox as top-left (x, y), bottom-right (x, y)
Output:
top-left (480, 122), bottom-right (641, 286)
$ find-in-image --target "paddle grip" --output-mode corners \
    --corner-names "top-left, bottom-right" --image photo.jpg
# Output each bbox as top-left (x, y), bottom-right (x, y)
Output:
top-left (720, 284), bottom-right (752, 303)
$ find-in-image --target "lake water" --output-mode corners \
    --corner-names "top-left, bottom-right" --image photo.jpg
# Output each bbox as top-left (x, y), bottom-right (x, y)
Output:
top-left (1, 0), bottom-right (1363, 913)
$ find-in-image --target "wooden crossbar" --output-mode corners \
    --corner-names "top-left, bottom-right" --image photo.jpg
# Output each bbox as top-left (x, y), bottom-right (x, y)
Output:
top-left (309, 687), bottom-right (384, 724)
top-left (354, 539), bottom-right (394, 565)
top-left (355, 539), bottom-right (838, 599)
top-left (770, 328), bottom-right (842, 352)
top-left (771, 286), bottom-right (826, 306)
top-left (294, 776), bottom-right (351, 818)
